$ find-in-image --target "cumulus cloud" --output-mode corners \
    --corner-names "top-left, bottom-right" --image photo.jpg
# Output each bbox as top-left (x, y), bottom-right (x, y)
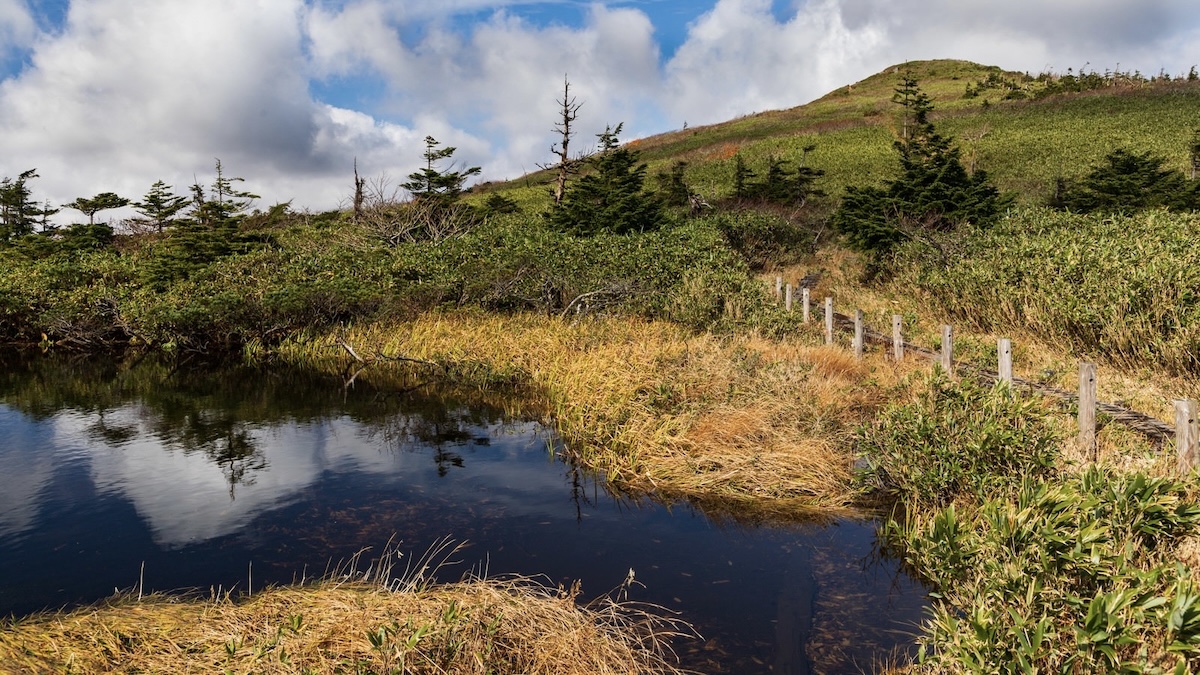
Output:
top-left (0, 0), bottom-right (417, 217)
top-left (305, 2), bottom-right (665, 179)
top-left (663, 0), bottom-right (885, 125)
top-left (0, 0), bottom-right (34, 47)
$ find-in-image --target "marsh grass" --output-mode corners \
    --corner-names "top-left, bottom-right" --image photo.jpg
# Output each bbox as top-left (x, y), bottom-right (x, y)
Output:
top-left (268, 312), bottom-right (923, 511)
top-left (0, 543), bottom-right (690, 675)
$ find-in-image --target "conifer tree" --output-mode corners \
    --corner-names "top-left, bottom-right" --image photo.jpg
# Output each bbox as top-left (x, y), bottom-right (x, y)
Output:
top-left (549, 123), bottom-right (665, 236)
top-left (67, 192), bottom-right (130, 226)
top-left (733, 154), bottom-right (755, 200)
top-left (654, 160), bottom-right (692, 208)
top-left (543, 77), bottom-right (583, 206)
top-left (833, 75), bottom-right (1008, 255)
top-left (134, 180), bottom-right (190, 233)
top-left (0, 169), bottom-right (41, 243)
top-left (402, 136), bottom-right (481, 210)
top-left (143, 161), bottom-right (260, 289)
top-left (1055, 148), bottom-right (1200, 213)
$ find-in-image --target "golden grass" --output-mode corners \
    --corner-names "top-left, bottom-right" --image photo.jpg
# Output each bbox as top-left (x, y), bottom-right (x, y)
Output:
top-left (0, 577), bottom-right (688, 675)
top-left (269, 311), bottom-right (922, 512)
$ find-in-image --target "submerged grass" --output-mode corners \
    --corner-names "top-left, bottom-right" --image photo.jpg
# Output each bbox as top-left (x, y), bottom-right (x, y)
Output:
top-left (265, 311), bottom-right (923, 512)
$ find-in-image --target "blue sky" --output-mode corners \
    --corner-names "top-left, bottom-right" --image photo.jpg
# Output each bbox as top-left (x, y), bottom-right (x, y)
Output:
top-left (1, 0), bottom-right (1198, 221)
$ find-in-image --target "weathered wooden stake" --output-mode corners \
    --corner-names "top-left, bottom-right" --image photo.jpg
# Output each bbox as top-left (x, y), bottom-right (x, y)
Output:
top-left (1078, 362), bottom-right (1097, 459)
top-left (824, 297), bottom-right (833, 345)
top-left (940, 325), bottom-right (954, 375)
top-left (891, 315), bottom-right (903, 361)
top-left (802, 288), bottom-right (811, 323)
top-left (998, 338), bottom-right (1013, 384)
top-left (785, 283), bottom-right (793, 312)
top-left (1175, 399), bottom-right (1198, 473)
top-left (775, 275), bottom-right (783, 301)
top-left (853, 310), bottom-right (864, 359)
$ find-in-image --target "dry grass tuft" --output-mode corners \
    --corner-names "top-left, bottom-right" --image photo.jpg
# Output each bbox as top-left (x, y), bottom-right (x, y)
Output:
top-left (0, 577), bottom-right (690, 675)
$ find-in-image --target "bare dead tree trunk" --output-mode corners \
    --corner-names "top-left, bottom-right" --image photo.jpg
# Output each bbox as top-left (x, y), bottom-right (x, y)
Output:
top-left (544, 76), bottom-right (582, 205)
top-left (353, 158), bottom-right (366, 221)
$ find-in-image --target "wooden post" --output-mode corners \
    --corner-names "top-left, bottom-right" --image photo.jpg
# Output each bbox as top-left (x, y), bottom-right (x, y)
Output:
top-left (892, 315), bottom-right (903, 361)
top-left (853, 310), bottom-right (864, 359)
top-left (940, 325), bottom-right (953, 375)
top-left (775, 275), bottom-right (783, 301)
top-left (785, 283), bottom-right (793, 312)
top-left (998, 338), bottom-right (1013, 384)
top-left (1078, 362), bottom-right (1097, 459)
top-left (802, 288), bottom-right (811, 324)
top-left (824, 297), bottom-right (833, 345)
top-left (1176, 399), bottom-right (1198, 473)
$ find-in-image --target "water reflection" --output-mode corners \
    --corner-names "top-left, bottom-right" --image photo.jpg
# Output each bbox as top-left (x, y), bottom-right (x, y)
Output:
top-left (0, 354), bottom-right (928, 673)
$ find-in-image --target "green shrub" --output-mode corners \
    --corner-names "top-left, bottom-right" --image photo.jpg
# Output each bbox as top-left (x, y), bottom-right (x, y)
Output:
top-left (893, 207), bottom-right (1200, 375)
top-left (709, 209), bottom-right (816, 269)
top-left (857, 374), bottom-right (1062, 505)
top-left (894, 468), bottom-right (1200, 672)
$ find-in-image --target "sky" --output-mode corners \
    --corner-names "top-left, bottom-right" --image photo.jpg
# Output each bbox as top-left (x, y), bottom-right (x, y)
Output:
top-left (1, 0), bottom-right (1199, 223)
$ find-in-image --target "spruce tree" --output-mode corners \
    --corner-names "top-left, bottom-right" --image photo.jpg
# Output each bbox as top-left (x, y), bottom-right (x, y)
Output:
top-left (733, 154), bottom-right (755, 200)
top-left (654, 160), bottom-right (692, 208)
top-left (833, 75), bottom-right (1008, 255)
top-left (134, 181), bottom-right (190, 233)
top-left (402, 136), bottom-right (481, 210)
top-left (549, 124), bottom-right (665, 236)
top-left (0, 169), bottom-right (41, 244)
top-left (1055, 148), bottom-right (1200, 213)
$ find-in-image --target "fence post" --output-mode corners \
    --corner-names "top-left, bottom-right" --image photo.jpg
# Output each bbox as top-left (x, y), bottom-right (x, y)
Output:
top-left (824, 297), bottom-right (833, 345)
top-left (775, 276), bottom-right (783, 302)
top-left (892, 315), bottom-right (903, 361)
top-left (1176, 399), bottom-right (1198, 474)
top-left (802, 288), bottom-right (811, 323)
top-left (785, 283), bottom-right (793, 312)
top-left (940, 325), bottom-right (954, 375)
top-left (998, 338), bottom-right (1013, 384)
top-left (1078, 362), bottom-right (1097, 460)
top-left (853, 310), bottom-right (864, 359)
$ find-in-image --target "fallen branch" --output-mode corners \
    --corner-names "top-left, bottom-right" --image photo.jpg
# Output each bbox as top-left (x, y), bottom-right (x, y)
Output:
top-left (337, 337), bottom-right (444, 371)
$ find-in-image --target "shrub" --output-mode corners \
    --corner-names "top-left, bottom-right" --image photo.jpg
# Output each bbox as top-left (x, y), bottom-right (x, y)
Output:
top-left (894, 468), bottom-right (1200, 671)
top-left (1053, 148), bottom-right (1200, 213)
top-left (857, 374), bottom-right (1062, 505)
top-left (834, 76), bottom-right (1009, 256)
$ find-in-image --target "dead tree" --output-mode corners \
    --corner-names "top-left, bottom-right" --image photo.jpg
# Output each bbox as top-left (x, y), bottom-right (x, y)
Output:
top-left (352, 158), bottom-right (366, 221)
top-left (540, 76), bottom-right (583, 205)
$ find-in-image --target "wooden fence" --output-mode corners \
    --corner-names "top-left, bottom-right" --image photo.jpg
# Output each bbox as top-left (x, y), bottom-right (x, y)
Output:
top-left (771, 276), bottom-right (1196, 472)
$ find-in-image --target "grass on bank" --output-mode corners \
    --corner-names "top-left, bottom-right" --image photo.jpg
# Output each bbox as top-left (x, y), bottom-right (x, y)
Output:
top-left (0, 573), bottom-right (689, 675)
top-left (263, 311), bottom-right (924, 514)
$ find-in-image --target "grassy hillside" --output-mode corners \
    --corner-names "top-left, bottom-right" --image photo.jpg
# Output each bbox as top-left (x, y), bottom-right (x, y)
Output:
top-left (489, 59), bottom-right (1200, 207)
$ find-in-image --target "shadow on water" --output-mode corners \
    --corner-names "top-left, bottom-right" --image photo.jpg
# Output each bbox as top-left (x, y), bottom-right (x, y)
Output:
top-left (0, 353), bottom-right (929, 674)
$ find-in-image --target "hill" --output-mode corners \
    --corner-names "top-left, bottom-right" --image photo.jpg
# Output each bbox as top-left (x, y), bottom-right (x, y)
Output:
top-left (489, 59), bottom-right (1200, 208)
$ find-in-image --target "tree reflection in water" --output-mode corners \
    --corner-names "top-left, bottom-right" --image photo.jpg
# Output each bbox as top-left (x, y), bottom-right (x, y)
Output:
top-left (0, 353), bottom-right (517, 492)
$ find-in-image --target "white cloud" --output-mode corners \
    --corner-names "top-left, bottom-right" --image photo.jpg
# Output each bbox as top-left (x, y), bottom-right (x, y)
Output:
top-left (305, 2), bottom-right (665, 180)
top-left (0, 0), bottom-right (34, 49)
top-left (663, 0), bottom-right (886, 125)
top-left (0, 0), bottom-right (417, 219)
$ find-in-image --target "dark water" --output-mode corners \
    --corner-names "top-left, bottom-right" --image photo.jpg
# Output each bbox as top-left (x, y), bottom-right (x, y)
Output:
top-left (0, 356), bottom-right (927, 673)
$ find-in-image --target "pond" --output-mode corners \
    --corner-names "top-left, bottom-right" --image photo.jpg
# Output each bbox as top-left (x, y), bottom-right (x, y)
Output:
top-left (0, 355), bottom-right (928, 673)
